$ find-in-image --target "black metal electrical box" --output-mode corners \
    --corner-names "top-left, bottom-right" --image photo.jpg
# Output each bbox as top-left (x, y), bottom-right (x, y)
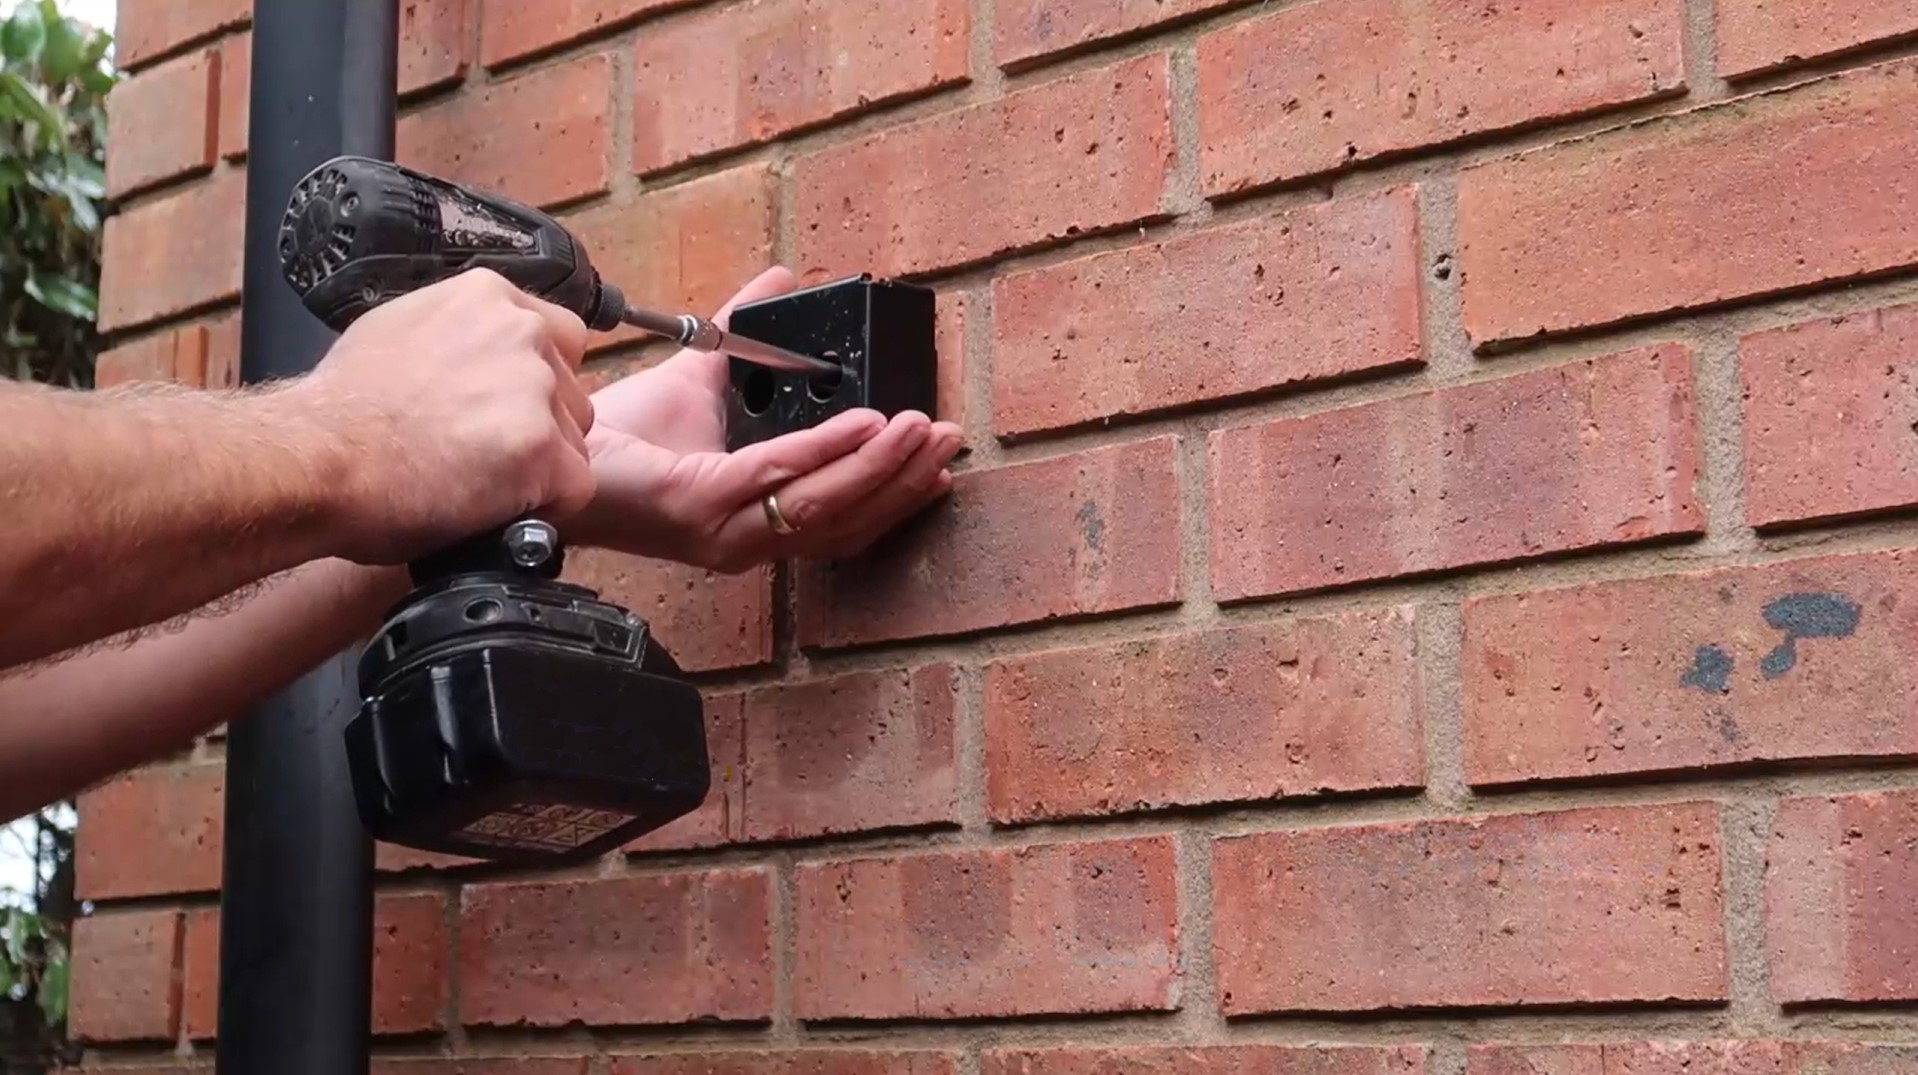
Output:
top-left (724, 273), bottom-right (937, 450)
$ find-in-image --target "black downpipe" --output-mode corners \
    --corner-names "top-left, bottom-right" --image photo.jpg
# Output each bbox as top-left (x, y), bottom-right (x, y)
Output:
top-left (216, 2), bottom-right (397, 1074)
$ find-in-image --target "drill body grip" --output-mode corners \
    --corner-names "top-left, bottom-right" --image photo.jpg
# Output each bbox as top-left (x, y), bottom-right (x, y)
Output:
top-left (278, 155), bottom-right (624, 333)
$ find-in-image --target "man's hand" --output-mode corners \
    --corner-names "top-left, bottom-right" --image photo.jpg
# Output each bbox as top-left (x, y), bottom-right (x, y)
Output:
top-left (566, 267), bottom-right (963, 573)
top-left (287, 268), bottom-right (598, 565)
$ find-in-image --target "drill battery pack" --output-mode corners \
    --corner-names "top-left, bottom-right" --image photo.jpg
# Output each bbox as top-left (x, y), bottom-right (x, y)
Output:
top-left (343, 573), bottom-right (710, 865)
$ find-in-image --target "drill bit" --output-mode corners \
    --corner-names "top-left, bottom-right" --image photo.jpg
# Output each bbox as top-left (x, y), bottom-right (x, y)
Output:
top-left (619, 303), bottom-right (841, 377)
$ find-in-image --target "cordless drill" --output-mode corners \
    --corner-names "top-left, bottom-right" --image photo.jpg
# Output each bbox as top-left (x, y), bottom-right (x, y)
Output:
top-left (276, 155), bottom-right (829, 865)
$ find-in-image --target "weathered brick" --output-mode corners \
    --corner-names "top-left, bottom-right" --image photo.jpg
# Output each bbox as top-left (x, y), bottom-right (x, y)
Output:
top-left (217, 33), bottom-right (247, 159)
top-left (70, 911), bottom-right (181, 1043)
top-left (986, 609), bottom-right (1424, 823)
top-left (996, 0), bottom-right (1244, 69)
top-left (206, 311), bottom-right (241, 388)
top-left (564, 550), bottom-right (772, 672)
top-left (993, 187), bottom-right (1423, 438)
top-left (460, 870), bottom-right (774, 1027)
top-left (1470, 1041), bottom-right (1918, 1075)
top-left (398, 51), bottom-right (613, 210)
top-left (798, 437), bottom-right (1182, 648)
top-left (626, 691), bottom-right (746, 854)
top-left (1460, 59), bottom-right (1918, 347)
top-left (375, 1062), bottom-right (590, 1075)
top-left (631, 669), bottom-right (959, 850)
top-left (562, 164), bottom-right (777, 355)
top-left (100, 168), bottom-right (246, 332)
top-left (1199, 0), bottom-right (1683, 197)
top-left (744, 665), bottom-right (959, 841)
top-left (633, 0), bottom-right (968, 175)
top-left (793, 53), bottom-right (1173, 281)
top-left (95, 324), bottom-right (210, 389)
top-left (106, 48), bottom-right (217, 198)
top-left (1767, 790), bottom-right (1918, 1004)
top-left (1718, 0), bottom-right (1918, 79)
top-left (1464, 548), bottom-right (1918, 787)
top-left (1212, 803), bottom-right (1727, 1013)
top-left (985, 1046), bottom-right (1428, 1075)
top-left (117, 0), bottom-right (248, 70)
top-left (934, 290), bottom-right (970, 429)
top-left (398, 0), bottom-right (472, 96)
top-left (611, 1054), bottom-right (959, 1075)
top-left (482, 0), bottom-right (682, 68)
top-left (182, 894), bottom-right (449, 1038)
top-left (794, 836), bottom-right (1179, 1020)
top-left (76, 765), bottom-right (223, 900)
top-left (1741, 304), bottom-right (1918, 529)
top-left (1211, 345), bottom-right (1704, 602)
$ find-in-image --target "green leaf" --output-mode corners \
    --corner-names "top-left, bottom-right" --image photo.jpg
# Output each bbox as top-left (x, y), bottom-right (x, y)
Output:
top-left (0, 72), bottom-right (61, 145)
top-left (38, 952), bottom-right (66, 1024)
top-left (24, 267), bottom-right (92, 318)
top-left (37, 8), bottom-right (82, 84)
top-left (2, 3), bottom-right (46, 66)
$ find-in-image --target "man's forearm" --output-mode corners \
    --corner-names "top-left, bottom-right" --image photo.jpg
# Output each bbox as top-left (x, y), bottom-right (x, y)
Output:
top-left (0, 558), bottom-right (407, 821)
top-left (0, 379), bottom-right (362, 671)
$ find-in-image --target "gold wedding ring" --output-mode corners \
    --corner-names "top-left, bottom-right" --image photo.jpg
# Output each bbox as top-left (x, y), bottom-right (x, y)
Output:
top-left (763, 493), bottom-right (797, 535)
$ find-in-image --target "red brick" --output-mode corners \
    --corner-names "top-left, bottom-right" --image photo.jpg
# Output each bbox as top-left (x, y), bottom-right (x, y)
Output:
top-left (1211, 803), bottom-right (1727, 1013)
top-left (633, 0), bottom-right (968, 175)
top-left (744, 665), bottom-right (959, 841)
top-left (934, 290), bottom-right (969, 429)
top-left (482, 0), bottom-right (682, 68)
top-left (987, 610), bottom-right (1424, 823)
top-left (1199, 0), bottom-right (1682, 197)
top-left (996, 0), bottom-right (1245, 69)
top-left (1464, 548), bottom-right (1918, 788)
top-left (117, 0), bottom-right (249, 70)
top-left (985, 1046), bottom-right (1428, 1075)
top-left (460, 869), bottom-right (774, 1027)
top-left (612, 1054), bottom-right (959, 1075)
top-left (375, 1062), bottom-right (590, 1075)
top-left (69, 910), bottom-right (181, 1043)
top-left (106, 49), bottom-right (217, 198)
top-left (563, 551), bottom-right (772, 672)
top-left (1211, 345), bottom-right (1704, 602)
top-left (793, 54), bottom-right (1173, 281)
top-left (101, 169), bottom-right (246, 332)
top-left (626, 691), bottom-right (746, 854)
top-left (217, 33), bottom-right (248, 159)
top-left (993, 188), bottom-right (1423, 439)
top-left (797, 437), bottom-right (1182, 648)
top-left (562, 164), bottom-right (777, 355)
top-left (1741, 304), bottom-right (1918, 528)
top-left (1767, 790), bottom-right (1918, 1004)
top-left (76, 765), bottom-right (223, 900)
top-left (206, 311), bottom-right (241, 388)
top-left (95, 325), bottom-right (210, 389)
top-left (1470, 1041), bottom-right (1918, 1075)
top-left (1718, 0), bottom-right (1918, 78)
top-left (181, 894), bottom-right (447, 1038)
top-left (794, 836), bottom-right (1179, 1020)
top-left (398, 0), bottom-right (472, 96)
top-left (1460, 59), bottom-right (1918, 347)
top-left (397, 52), bottom-right (613, 210)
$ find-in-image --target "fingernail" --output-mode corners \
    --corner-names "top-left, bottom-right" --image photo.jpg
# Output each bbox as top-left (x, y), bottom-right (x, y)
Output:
top-left (902, 421), bottom-right (932, 452)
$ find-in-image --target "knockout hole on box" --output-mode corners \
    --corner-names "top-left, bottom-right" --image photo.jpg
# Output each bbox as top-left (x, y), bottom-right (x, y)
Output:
top-left (807, 351), bottom-right (844, 402)
top-left (742, 366), bottom-right (777, 416)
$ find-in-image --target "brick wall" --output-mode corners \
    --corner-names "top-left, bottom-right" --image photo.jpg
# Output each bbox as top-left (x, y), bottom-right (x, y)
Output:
top-left (79, 0), bottom-right (1918, 1071)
